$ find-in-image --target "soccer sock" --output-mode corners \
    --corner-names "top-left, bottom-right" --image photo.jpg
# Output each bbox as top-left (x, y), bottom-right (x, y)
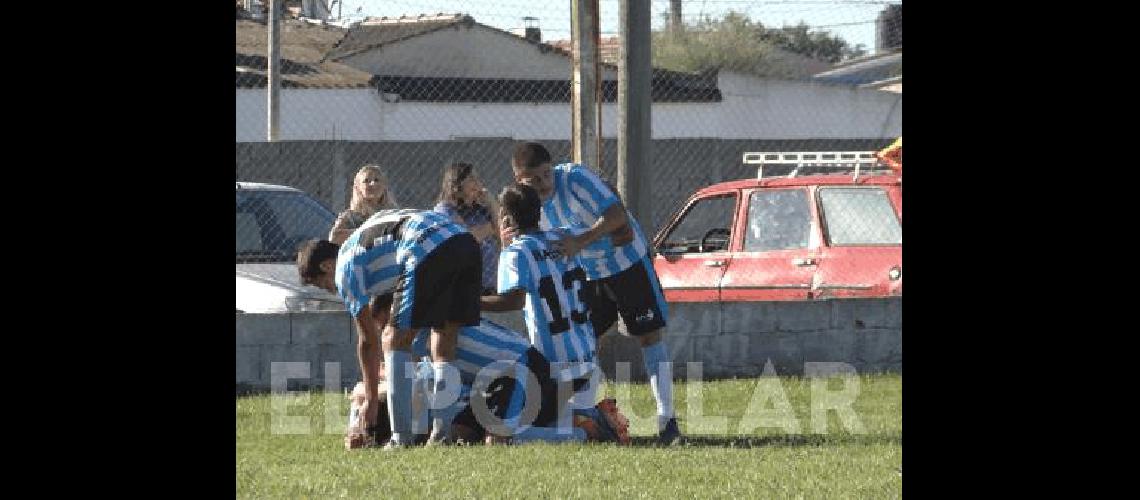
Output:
top-left (385, 350), bottom-right (414, 444)
top-left (432, 361), bottom-right (461, 439)
top-left (512, 426), bottom-right (587, 444)
top-left (641, 341), bottom-right (675, 430)
top-left (410, 358), bottom-right (432, 436)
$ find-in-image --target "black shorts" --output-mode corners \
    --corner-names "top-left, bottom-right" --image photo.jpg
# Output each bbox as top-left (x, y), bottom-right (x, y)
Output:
top-left (453, 347), bottom-right (561, 440)
top-left (586, 257), bottom-right (669, 337)
top-left (390, 233), bottom-right (482, 329)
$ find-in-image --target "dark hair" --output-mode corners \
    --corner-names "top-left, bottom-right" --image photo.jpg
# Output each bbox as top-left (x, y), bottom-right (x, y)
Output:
top-left (296, 239), bottom-right (339, 285)
top-left (498, 183), bottom-right (542, 232)
top-left (437, 162), bottom-right (476, 205)
top-left (512, 142), bottom-right (552, 171)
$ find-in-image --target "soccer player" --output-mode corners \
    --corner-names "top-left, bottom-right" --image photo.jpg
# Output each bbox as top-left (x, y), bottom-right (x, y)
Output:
top-left (297, 208), bottom-right (480, 447)
top-left (482, 184), bottom-right (602, 428)
top-left (414, 318), bottom-right (627, 445)
top-left (508, 142), bottom-right (682, 444)
top-left (345, 318), bottom-right (629, 447)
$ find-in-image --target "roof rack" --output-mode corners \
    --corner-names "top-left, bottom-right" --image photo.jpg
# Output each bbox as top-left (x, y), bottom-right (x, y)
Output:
top-left (742, 151), bottom-right (882, 181)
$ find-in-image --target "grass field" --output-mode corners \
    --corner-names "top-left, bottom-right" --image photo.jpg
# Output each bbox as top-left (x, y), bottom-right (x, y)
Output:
top-left (237, 374), bottom-right (901, 498)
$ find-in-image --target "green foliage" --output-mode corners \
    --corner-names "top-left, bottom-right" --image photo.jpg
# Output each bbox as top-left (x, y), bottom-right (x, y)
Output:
top-left (653, 11), bottom-right (867, 78)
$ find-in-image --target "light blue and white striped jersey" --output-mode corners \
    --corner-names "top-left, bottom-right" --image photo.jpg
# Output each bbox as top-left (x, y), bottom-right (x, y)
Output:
top-left (538, 163), bottom-right (650, 280)
top-left (335, 209), bottom-right (469, 317)
top-left (498, 229), bottom-right (596, 380)
top-left (411, 318), bottom-right (531, 387)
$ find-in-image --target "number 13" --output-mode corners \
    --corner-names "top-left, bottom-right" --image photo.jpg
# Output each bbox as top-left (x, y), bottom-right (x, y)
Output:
top-left (538, 267), bottom-right (589, 334)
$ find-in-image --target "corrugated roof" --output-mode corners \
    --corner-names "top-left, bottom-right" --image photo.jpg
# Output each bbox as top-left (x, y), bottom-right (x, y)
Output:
top-left (324, 13), bottom-right (610, 69)
top-left (235, 19), bottom-right (373, 89)
top-left (814, 51), bottom-right (901, 86)
top-left (548, 36), bottom-right (621, 65)
top-left (324, 14), bottom-right (474, 62)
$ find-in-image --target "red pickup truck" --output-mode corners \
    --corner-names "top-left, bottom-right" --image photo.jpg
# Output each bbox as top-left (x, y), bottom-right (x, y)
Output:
top-left (652, 151), bottom-right (901, 302)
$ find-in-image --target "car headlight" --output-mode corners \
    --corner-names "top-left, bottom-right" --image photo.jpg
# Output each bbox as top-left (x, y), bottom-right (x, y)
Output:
top-left (284, 296), bottom-right (345, 312)
top-left (888, 266), bottom-right (901, 281)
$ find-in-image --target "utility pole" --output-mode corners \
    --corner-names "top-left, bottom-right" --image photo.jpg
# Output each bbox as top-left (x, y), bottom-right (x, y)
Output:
top-left (267, 0), bottom-right (281, 141)
top-left (570, 0), bottom-right (601, 169)
top-left (618, 0), bottom-right (652, 231)
top-left (670, 0), bottom-right (683, 33)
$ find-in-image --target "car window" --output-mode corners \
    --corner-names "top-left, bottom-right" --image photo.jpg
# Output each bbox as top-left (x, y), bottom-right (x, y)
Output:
top-left (236, 190), bottom-right (335, 262)
top-left (658, 195), bottom-right (736, 253)
top-left (236, 212), bottom-right (263, 253)
top-left (745, 189), bottom-right (811, 252)
top-left (818, 187), bottom-right (901, 245)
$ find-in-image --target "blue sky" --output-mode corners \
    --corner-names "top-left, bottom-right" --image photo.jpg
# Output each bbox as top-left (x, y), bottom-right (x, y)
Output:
top-left (328, 0), bottom-right (900, 54)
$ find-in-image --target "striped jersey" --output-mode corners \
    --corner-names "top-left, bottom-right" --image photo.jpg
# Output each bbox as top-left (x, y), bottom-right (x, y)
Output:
top-left (411, 318), bottom-right (531, 388)
top-left (538, 163), bottom-right (650, 280)
top-left (498, 229), bottom-right (596, 381)
top-left (334, 209), bottom-right (469, 317)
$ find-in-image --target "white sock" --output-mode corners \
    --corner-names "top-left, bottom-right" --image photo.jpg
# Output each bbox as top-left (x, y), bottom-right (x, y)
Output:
top-left (642, 341), bottom-right (675, 431)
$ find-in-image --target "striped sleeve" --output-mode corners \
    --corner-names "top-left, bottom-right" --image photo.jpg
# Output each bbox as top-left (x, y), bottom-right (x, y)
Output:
top-left (565, 165), bottom-right (619, 217)
top-left (497, 247), bottom-right (526, 294)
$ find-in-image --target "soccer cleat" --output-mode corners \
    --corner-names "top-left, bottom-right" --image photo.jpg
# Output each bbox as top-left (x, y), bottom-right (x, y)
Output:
top-left (425, 432), bottom-right (455, 447)
top-left (344, 431), bottom-right (373, 450)
top-left (484, 434), bottom-right (512, 446)
top-left (596, 399), bottom-right (631, 445)
top-left (382, 441), bottom-right (410, 450)
top-left (570, 401), bottom-right (633, 445)
top-left (345, 424), bottom-right (387, 450)
top-left (573, 412), bottom-right (603, 442)
top-left (657, 417), bottom-right (683, 446)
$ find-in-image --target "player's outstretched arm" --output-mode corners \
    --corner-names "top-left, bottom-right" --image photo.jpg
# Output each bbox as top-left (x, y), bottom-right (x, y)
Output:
top-left (561, 202), bottom-right (630, 257)
top-left (353, 302), bottom-right (383, 427)
top-left (480, 289), bottom-right (526, 312)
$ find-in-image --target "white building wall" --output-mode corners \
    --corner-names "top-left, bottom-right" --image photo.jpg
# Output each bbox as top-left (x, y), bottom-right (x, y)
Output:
top-left (235, 73), bottom-right (901, 142)
top-left (235, 88), bottom-right (385, 142)
top-left (376, 72), bottom-right (900, 141)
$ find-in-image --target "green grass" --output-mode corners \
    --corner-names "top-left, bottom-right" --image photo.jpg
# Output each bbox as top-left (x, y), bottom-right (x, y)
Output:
top-left (237, 374), bottom-right (901, 498)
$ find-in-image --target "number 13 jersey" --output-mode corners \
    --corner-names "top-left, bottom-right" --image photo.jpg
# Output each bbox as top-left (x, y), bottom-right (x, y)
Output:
top-left (497, 228), bottom-right (597, 371)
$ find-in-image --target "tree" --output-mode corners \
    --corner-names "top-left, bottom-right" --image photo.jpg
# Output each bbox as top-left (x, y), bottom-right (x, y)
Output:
top-left (652, 11), bottom-right (866, 79)
top-left (761, 21), bottom-right (866, 63)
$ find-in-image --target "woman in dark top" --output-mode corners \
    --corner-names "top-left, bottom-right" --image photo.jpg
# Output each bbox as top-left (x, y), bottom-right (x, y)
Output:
top-left (433, 162), bottom-right (501, 295)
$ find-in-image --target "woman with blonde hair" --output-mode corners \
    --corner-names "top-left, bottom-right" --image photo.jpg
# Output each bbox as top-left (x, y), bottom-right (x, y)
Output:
top-left (328, 164), bottom-right (400, 244)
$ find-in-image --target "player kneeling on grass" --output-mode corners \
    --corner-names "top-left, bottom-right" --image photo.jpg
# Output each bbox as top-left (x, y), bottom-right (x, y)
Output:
top-left (481, 184), bottom-right (605, 430)
top-left (346, 318), bottom-right (630, 448)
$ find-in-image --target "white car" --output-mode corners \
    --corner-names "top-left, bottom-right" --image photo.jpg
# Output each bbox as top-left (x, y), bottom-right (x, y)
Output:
top-left (236, 182), bottom-right (345, 313)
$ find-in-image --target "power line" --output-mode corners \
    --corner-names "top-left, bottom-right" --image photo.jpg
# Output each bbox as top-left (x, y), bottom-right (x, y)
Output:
top-left (809, 19), bottom-right (878, 28)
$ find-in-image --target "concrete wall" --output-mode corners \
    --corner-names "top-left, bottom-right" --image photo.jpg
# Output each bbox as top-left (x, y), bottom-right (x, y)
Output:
top-left (236, 298), bottom-right (901, 391)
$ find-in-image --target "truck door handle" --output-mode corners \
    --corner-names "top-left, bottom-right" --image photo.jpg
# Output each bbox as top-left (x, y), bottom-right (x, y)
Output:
top-left (703, 260), bottom-right (726, 267)
top-left (793, 258), bottom-right (817, 267)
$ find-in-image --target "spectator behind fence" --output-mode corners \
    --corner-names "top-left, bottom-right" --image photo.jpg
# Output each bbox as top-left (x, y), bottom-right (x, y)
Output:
top-left (328, 164), bottom-right (400, 245)
top-left (433, 162), bottom-right (501, 295)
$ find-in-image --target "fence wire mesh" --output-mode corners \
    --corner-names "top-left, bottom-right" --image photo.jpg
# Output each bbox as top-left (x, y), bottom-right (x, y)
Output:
top-left (236, 0), bottom-right (901, 305)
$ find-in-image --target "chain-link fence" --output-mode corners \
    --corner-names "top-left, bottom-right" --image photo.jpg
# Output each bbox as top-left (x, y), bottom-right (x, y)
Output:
top-left (236, 0), bottom-right (901, 307)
